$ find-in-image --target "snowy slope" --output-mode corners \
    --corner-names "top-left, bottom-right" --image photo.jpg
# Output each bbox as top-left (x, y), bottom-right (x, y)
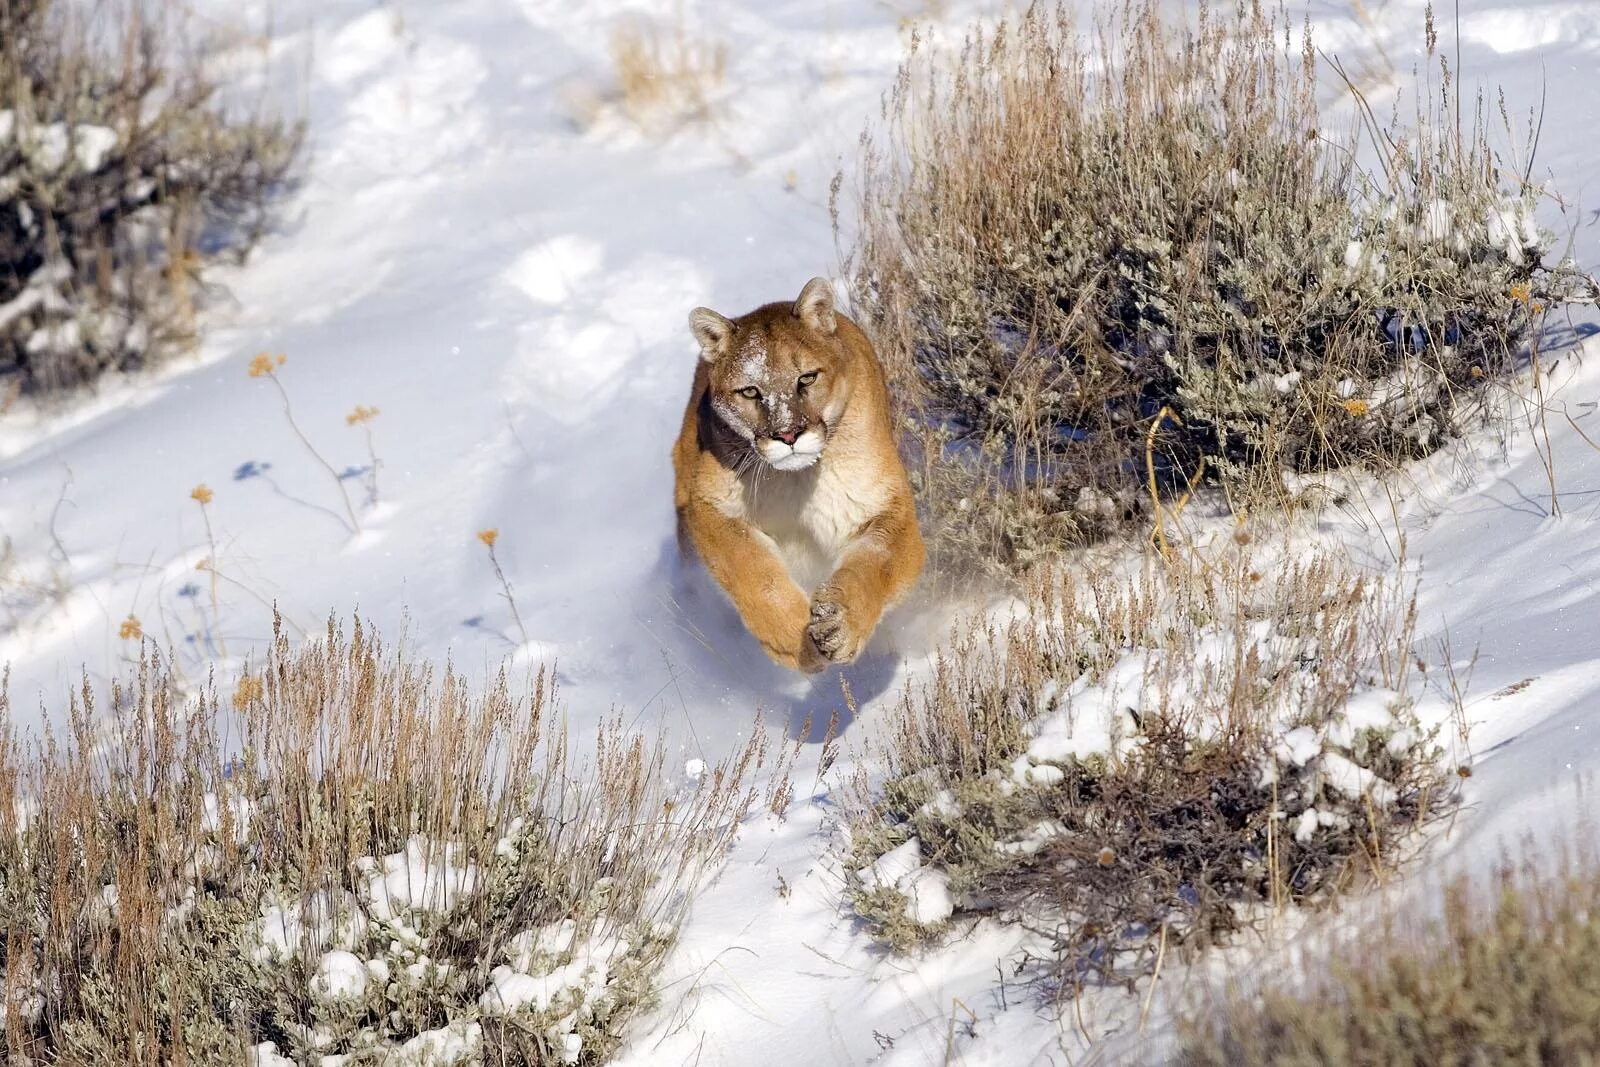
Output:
top-left (3, 0), bottom-right (1600, 1063)
top-left (0, 0), bottom-right (992, 745)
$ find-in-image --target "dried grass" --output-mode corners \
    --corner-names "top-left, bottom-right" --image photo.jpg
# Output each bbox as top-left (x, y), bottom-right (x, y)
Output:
top-left (1177, 849), bottom-right (1600, 1065)
top-left (845, 532), bottom-right (1450, 990)
top-left (838, 0), bottom-right (1598, 577)
top-left (606, 15), bottom-right (726, 134)
top-left (0, 614), bottom-right (767, 1064)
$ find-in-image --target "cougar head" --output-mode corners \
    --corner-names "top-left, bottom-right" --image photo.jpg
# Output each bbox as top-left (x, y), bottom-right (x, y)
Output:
top-left (688, 277), bottom-right (853, 472)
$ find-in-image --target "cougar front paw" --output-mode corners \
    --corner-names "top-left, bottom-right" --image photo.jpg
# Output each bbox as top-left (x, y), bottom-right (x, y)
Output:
top-left (807, 593), bottom-right (860, 664)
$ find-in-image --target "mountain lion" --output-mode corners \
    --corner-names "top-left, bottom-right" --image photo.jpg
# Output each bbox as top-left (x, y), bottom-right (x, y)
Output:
top-left (673, 278), bottom-right (924, 672)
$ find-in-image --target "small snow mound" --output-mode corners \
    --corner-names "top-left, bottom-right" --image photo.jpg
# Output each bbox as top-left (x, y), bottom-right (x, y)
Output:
top-left (247, 1042), bottom-right (296, 1067)
top-left (504, 235), bottom-right (605, 305)
top-left (389, 1021), bottom-right (482, 1066)
top-left (358, 837), bottom-right (479, 920)
top-left (323, 10), bottom-right (408, 85)
top-left (505, 917), bottom-right (578, 971)
top-left (856, 837), bottom-right (923, 888)
top-left (898, 865), bottom-right (955, 925)
top-left (1275, 726), bottom-right (1321, 767)
top-left (997, 820), bottom-right (1067, 857)
top-left (857, 837), bottom-right (955, 925)
top-left (311, 950), bottom-right (370, 1004)
top-left (1321, 751), bottom-right (1398, 807)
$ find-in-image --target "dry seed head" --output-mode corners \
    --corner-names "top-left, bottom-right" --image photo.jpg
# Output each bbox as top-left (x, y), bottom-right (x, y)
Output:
top-left (233, 674), bottom-right (264, 709)
top-left (190, 484), bottom-right (214, 505)
top-left (248, 352), bottom-right (286, 377)
top-left (477, 528), bottom-right (499, 548)
top-left (1342, 399), bottom-right (1371, 417)
top-left (1509, 282), bottom-right (1532, 304)
top-left (118, 615), bottom-right (143, 640)
top-left (346, 404), bottom-right (380, 426)
top-left (1097, 846), bottom-right (1116, 868)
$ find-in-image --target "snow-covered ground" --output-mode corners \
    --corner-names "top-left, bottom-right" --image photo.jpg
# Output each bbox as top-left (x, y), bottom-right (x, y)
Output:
top-left (3, 0), bottom-right (1600, 1062)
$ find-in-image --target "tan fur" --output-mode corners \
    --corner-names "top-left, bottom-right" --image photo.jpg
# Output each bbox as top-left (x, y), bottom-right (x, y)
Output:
top-left (673, 278), bottom-right (924, 672)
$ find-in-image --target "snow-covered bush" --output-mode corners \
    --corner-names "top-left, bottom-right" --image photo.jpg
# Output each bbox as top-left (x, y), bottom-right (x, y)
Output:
top-left (842, 1), bottom-right (1599, 575)
top-left (844, 534), bottom-right (1451, 980)
top-left (1179, 853), bottom-right (1600, 1064)
top-left (0, 615), bottom-right (766, 1063)
top-left (0, 0), bottom-right (299, 394)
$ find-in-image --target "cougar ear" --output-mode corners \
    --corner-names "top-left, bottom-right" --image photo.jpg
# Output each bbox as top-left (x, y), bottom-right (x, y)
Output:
top-left (689, 307), bottom-right (735, 362)
top-left (794, 277), bottom-right (837, 335)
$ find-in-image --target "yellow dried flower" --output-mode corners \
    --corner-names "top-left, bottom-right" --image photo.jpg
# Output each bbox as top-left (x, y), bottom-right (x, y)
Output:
top-left (233, 674), bottom-right (264, 709)
top-left (1470, 366), bottom-right (1485, 380)
top-left (1342, 398), bottom-right (1371, 417)
top-left (1096, 846), bottom-right (1116, 868)
top-left (248, 352), bottom-right (287, 378)
top-left (1509, 281), bottom-right (1532, 304)
top-left (190, 484), bottom-right (214, 505)
top-left (196, 557), bottom-right (211, 571)
top-left (1532, 301), bottom-right (1545, 314)
top-left (477, 528), bottom-right (499, 548)
top-left (345, 404), bottom-right (380, 426)
top-left (118, 615), bottom-right (143, 641)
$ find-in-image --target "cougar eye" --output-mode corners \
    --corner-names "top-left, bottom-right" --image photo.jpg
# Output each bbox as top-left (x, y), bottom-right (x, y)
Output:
top-left (737, 386), bottom-right (761, 400)
top-left (797, 370), bottom-right (819, 391)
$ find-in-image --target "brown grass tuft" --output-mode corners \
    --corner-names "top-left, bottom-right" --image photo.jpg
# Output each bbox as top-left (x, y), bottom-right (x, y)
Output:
top-left (606, 15), bottom-right (726, 134)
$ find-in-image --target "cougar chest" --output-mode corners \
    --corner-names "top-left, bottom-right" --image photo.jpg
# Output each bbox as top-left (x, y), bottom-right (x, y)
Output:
top-left (743, 457), bottom-right (883, 589)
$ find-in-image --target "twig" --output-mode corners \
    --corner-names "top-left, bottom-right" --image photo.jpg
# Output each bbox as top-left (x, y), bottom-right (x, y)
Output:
top-left (1139, 921), bottom-right (1169, 1030)
top-left (190, 485), bottom-right (227, 657)
top-left (250, 354), bottom-right (361, 534)
top-left (478, 529), bottom-right (530, 648)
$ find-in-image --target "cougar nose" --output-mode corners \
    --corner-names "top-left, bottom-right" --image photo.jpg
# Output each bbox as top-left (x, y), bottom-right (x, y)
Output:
top-left (774, 427), bottom-right (801, 446)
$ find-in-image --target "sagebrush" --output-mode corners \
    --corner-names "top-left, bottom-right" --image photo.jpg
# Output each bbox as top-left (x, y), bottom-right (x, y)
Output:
top-left (0, 615), bottom-right (772, 1064)
top-left (1178, 852), bottom-right (1600, 1065)
top-left (1, 0), bottom-right (299, 394)
top-left (841, 0), bottom-right (1597, 575)
top-left (845, 533), bottom-right (1451, 992)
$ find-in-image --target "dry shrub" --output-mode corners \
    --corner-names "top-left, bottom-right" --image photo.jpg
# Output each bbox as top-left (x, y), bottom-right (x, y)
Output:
top-left (605, 16), bottom-right (726, 134)
top-left (0, 0), bottom-right (300, 395)
top-left (845, 537), bottom-right (1450, 988)
top-left (0, 615), bottom-right (766, 1065)
top-left (840, 0), bottom-right (1598, 575)
top-left (1178, 852), bottom-right (1600, 1065)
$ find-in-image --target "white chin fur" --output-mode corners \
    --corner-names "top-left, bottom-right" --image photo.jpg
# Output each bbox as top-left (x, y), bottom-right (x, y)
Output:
top-left (759, 436), bottom-right (824, 471)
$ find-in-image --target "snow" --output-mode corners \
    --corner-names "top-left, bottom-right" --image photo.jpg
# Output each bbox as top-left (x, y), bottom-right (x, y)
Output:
top-left (1276, 726), bottom-right (1322, 768)
top-left (505, 917), bottom-right (578, 970)
top-left (310, 950), bottom-right (369, 1004)
top-left (247, 1042), bottom-right (296, 1067)
top-left (357, 837), bottom-right (478, 920)
top-left (388, 1021), bottom-right (481, 1066)
top-left (856, 836), bottom-right (924, 889)
top-left (71, 125), bottom-right (117, 173)
top-left (248, 890), bottom-right (360, 964)
top-left (898, 864), bottom-right (955, 925)
top-left (2, 0), bottom-right (1600, 1062)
